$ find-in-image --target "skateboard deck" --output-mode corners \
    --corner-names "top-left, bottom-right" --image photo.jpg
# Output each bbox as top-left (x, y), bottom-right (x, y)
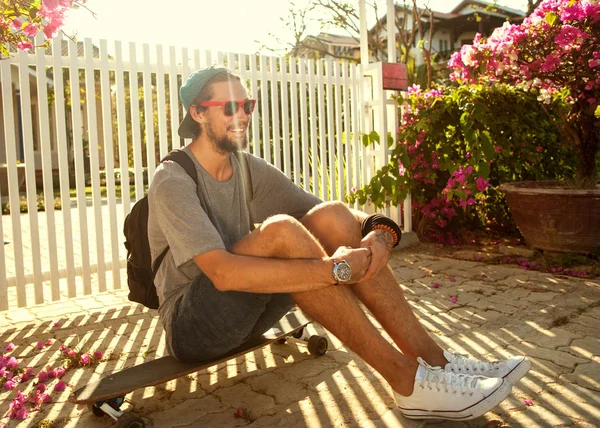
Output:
top-left (70, 311), bottom-right (320, 406)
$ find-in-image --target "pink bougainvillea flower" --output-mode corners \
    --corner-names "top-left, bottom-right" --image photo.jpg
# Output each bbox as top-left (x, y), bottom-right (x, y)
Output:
top-left (45, 339), bottom-right (53, 347)
top-left (67, 350), bottom-right (77, 358)
top-left (53, 321), bottom-right (62, 328)
top-left (22, 23), bottom-right (38, 37)
top-left (36, 383), bottom-right (47, 392)
top-left (5, 342), bottom-right (15, 351)
top-left (14, 406), bottom-right (29, 420)
top-left (449, 277), bottom-right (456, 282)
top-left (6, 356), bottom-right (18, 369)
top-left (450, 296), bottom-right (458, 303)
top-left (54, 367), bottom-right (66, 378)
top-left (4, 380), bottom-right (16, 390)
top-left (36, 341), bottom-right (45, 350)
top-left (16, 41), bottom-right (34, 51)
top-left (481, 273), bottom-right (488, 279)
top-left (54, 381), bottom-right (66, 392)
top-left (11, 19), bottom-right (22, 30)
top-left (432, 283), bottom-right (440, 289)
top-left (48, 368), bottom-right (58, 378)
top-left (234, 408), bottom-right (244, 418)
top-left (93, 351), bottom-right (103, 360)
top-left (524, 398), bottom-right (534, 406)
top-left (37, 371), bottom-right (49, 383)
top-left (80, 353), bottom-right (91, 365)
top-left (41, 393), bottom-right (52, 403)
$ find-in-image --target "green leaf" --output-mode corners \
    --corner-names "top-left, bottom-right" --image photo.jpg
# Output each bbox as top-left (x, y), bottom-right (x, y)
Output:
top-left (381, 176), bottom-right (394, 193)
top-left (545, 12), bottom-right (558, 26)
top-left (369, 131), bottom-right (380, 144)
top-left (595, 105), bottom-right (600, 119)
top-left (362, 134), bottom-right (370, 147)
top-left (478, 161), bottom-right (490, 178)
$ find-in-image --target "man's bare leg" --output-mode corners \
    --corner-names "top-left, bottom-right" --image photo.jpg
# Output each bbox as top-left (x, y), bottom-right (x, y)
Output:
top-left (300, 202), bottom-right (447, 367)
top-left (232, 215), bottom-right (418, 396)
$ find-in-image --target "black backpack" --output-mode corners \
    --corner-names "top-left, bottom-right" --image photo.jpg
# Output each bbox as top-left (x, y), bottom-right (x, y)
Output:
top-left (123, 149), bottom-right (253, 309)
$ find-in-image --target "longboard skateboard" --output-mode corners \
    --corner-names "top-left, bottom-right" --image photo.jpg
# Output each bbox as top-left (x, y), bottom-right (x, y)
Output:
top-left (70, 311), bottom-right (327, 428)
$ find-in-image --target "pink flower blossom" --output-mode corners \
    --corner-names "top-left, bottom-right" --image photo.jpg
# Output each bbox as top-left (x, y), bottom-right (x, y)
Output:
top-left (524, 398), bottom-right (534, 406)
top-left (432, 283), bottom-right (440, 289)
top-left (449, 296), bottom-right (458, 304)
top-left (93, 351), bottom-right (103, 360)
top-left (4, 380), bottom-right (16, 390)
top-left (41, 393), bottom-right (52, 403)
top-left (36, 383), bottom-right (47, 392)
top-left (53, 321), bottom-right (62, 328)
top-left (11, 19), bottom-right (22, 30)
top-left (80, 353), bottom-right (92, 365)
top-left (4, 342), bottom-right (15, 351)
top-left (54, 367), bottom-right (66, 378)
top-left (17, 41), bottom-right (34, 52)
top-left (476, 177), bottom-right (490, 192)
top-left (37, 371), bottom-right (49, 383)
top-left (6, 356), bottom-right (18, 369)
top-left (54, 380), bottom-right (67, 391)
top-left (449, 277), bottom-right (456, 282)
top-left (22, 23), bottom-right (38, 37)
top-left (36, 341), bottom-right (45, 350)
top-left (67, 350), bottom-right (77, 358)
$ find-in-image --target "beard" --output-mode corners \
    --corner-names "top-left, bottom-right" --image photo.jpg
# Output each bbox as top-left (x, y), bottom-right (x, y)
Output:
top-left (205, 121), bottom-right (248, 154)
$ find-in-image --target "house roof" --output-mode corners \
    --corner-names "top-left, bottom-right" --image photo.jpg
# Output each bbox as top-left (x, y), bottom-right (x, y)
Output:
top-left (313, 32), bottom-right (360, 47)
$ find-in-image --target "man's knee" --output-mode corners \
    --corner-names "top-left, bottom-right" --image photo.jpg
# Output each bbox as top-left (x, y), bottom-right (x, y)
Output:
top-left (259, 214), bottom-right (324, 258)
top-left (302, 201), bottom-right (362, 249)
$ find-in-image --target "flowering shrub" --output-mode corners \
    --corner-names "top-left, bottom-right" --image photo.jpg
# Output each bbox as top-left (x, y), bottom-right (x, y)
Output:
top-left (346, 83), bottom-right (576, 238)
top-left (449, 0), bottom-right (600, 187)
top-left (0, 0), bottom-right (79, 59)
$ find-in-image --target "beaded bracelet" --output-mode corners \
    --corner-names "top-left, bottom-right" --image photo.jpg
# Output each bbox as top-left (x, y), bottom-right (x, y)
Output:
top-left (361, 214), bottom-right (402, 248)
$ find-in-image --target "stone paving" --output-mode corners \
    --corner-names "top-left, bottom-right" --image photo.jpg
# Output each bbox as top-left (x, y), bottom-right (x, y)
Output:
top-left (1, 250), bottom-right (599, 427)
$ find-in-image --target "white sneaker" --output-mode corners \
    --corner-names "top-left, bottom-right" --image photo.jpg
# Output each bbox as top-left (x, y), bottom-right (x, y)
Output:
top-left (443, 350), bottom-right (531, 385)
top-left (394, 357), bottom-right (511, 421)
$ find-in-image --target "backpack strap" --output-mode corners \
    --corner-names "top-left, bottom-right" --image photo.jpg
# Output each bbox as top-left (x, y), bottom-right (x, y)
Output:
top-left (152, 149), bottom-right (200, 277)
top-left (234, 150), bottom-right (255, 229)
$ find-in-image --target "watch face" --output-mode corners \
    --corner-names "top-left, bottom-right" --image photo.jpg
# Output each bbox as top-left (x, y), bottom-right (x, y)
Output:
top-left (335, 261), bottom-right (352, 282)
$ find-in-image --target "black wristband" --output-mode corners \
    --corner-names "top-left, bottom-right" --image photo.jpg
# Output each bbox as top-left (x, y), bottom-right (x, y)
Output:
top-left (361, 214), bottom-right (402, 248)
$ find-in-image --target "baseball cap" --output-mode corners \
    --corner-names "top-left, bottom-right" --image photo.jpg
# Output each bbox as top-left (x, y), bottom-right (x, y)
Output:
top-left (177, 66), bottom-right (228, 139)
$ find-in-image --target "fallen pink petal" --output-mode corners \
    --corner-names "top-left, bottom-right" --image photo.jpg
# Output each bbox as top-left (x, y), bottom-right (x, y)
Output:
top-left (54, 367), bottom-right (66, 378)
top-left (36, 383), bottom-right (47, 392)
top-left (524, 399), bottom-right (534, 406)
top-left (4, 380), bottom-right (16, 390)
top-left (234, 408), bottom-right (244, 418)
top-left (54, 381), bottom-right (67, 392)
top-left (53, 322), bottom-right (62, 328)
top-left (37, 371), bottom-right (49, 383)
top-left (432, 283), bottom-right (440, 289)
top-left (4, 342), bottom-right (15, 351)
top-left (93, 351), bottom-right (103, 360)
top-left (449, 277), bottom-right (456, 282)
top-left (450, 296), bottom-right (458, 303)
top-left (36, 342), bottom-right (45, 350)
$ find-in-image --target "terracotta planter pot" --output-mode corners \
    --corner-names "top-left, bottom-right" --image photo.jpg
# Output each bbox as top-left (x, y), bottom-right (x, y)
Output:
top-left (498, 181), bottom-right (600, 254)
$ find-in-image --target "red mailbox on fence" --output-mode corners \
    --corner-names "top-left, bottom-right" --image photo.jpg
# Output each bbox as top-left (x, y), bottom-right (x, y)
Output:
top-left (381, 62), bottom-right (409, 91)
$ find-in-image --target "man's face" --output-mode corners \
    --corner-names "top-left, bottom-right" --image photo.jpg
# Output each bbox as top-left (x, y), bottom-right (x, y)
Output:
top-left (201, 81), bottom-right (251, 154)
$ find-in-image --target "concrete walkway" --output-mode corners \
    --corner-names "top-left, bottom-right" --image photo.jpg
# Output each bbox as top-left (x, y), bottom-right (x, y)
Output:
top-left (1, 251), bottom-right (599, 427)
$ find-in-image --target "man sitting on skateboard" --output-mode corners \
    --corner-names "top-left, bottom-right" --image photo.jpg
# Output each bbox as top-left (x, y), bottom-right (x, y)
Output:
top-left (147, 66), bottom-right (531, 421)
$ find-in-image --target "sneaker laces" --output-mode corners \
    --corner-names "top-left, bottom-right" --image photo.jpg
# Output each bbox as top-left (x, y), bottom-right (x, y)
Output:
top-left (417, 357), bottom-right (482, 396)
top-left (446, 351), bottom-right (501, 374)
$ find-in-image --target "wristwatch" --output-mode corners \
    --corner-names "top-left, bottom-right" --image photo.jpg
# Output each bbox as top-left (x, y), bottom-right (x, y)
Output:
top-left (332, 260), bottom-right (352, 285)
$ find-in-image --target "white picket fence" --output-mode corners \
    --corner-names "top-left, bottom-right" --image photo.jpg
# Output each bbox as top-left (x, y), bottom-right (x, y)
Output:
top-left (0, 34), bottom-right (409, 310)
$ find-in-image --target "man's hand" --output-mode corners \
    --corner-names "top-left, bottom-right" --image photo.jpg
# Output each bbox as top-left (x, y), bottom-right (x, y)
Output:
top-left (359, 229), bottom-right (394, 282)
top-left (329, 246), bottom-right (372, 284)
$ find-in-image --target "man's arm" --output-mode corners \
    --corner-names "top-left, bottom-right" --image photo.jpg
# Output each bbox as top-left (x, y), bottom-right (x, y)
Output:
top-left (194, 246), bottom-right (369, 293)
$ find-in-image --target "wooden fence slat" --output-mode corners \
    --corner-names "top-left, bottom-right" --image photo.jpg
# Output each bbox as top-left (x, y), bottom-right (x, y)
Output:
top-left (259, 55), bottom-right (271, 164)
top-left (316, 59), bottom-right (328, 200)
top-left (115, 41), bottom-right (131, 218)
top-left (18, 48), bottom-right (44, 304)
top-left (334, 61), bottom-right (344, 200)
top-left (289, 57), bottom-right (300, 186)
top-left (51, 34), bottom-right (77, 297)
top-left (0, 59), bottom-right (25, 307)
top-left (307, 59), bottom-right (319, 197)
top-left (84, 38), bottom-right (106, 293)
top-left (156, 45), bottom-right (169, 160)
top-left (298, 59), bottom-right (310, 191)
top-left (142, 44), bottom-right (157, 180)
top-left (68, 39), bottom-right (92, 293)
top-left (325, 60), bottom-right (336, 201)
top-left (342, 62), bottom-right (352, 203)
top-left (350, 64), bottom-right (361, 209)
top-left (269, 57), bottom-right (281, 170)
top-left (99, 39), bottom-right (121, 290)
top-left (128, 43), bottom-right (144, 201)
top-left (248, 56), bottom-right (260, 158)
top-left (34, 32), bottom-right (60, 301)
top-left (279, 58), bottom-right (291, 178)
top-left (168, 46), bottom-right (180, 150)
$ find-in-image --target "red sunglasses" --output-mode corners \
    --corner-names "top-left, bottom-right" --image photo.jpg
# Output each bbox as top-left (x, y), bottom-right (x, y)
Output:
top-left (200, 99), bottom-right (257, 116)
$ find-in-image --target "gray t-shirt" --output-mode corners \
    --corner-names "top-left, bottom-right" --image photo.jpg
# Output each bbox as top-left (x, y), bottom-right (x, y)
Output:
top-left (147, 147), bottom-right (321, 355)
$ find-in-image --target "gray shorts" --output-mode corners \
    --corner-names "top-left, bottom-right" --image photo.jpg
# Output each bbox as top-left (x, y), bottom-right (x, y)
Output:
top-left (170, 274), bottom-right (296, 362)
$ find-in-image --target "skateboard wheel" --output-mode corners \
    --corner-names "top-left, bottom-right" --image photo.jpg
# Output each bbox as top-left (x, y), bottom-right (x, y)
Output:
top-left (115, 412), bottom-right (145, 428)
top-left (109, 396), bottom-right (126, 409)
top-left (88, 402), bottom-right (106, 417)
top-left (307, 335), bottom-right (328, 356)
